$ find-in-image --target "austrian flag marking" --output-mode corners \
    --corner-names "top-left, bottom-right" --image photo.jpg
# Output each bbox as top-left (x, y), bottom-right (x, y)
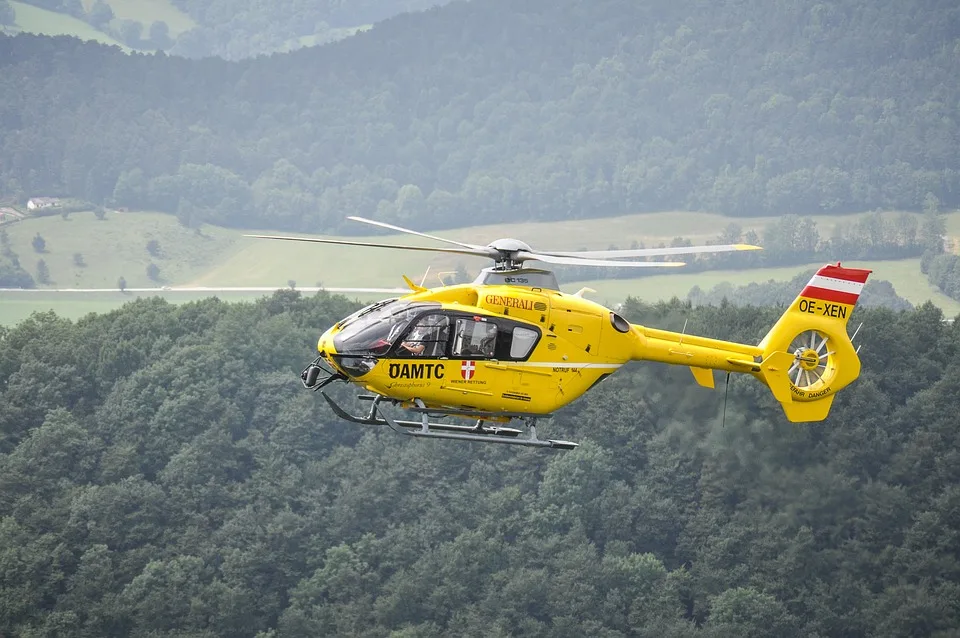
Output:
top-left (461, 360), bottom-right (476, 380)
top-left (800, 263), bottom-right (873, 305)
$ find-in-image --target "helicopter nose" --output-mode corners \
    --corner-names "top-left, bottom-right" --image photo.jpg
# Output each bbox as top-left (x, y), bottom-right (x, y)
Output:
top-left (317, 327), bottom-right (336, 356)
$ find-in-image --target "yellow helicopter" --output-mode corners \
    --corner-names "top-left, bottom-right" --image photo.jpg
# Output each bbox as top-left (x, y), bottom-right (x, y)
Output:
top-left (248, 217), bottom-right (871, 450)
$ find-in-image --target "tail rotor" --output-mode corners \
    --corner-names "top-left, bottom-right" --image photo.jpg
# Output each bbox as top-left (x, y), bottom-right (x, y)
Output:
top-left (786, 329), bottom-right (836, 391)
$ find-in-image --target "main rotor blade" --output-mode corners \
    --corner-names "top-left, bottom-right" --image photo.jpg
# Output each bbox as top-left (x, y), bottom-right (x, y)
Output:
top-left (346, 216), bottom-right (486, 251)
top-left (516, 251), bottom-right (686, 268)
top-left (245, 234), bottom-right (492, 258)
top-left (539, 243), bottom-right (762, 259)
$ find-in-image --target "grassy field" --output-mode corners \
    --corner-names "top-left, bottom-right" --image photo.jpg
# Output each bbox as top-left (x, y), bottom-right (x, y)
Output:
top-left (565, 258), bottom-right (960, 317)
top-left (3, 210), bottom-right (240, 289)
top-left (0, 289), bottom-right (392, 326)
top-left (2, 209), bottom-right (960, 326)
top-left (10, 0), bottom-right (128, 48)
top-left (79, 0), bottom-right (195, 36)
top-left (194, 210), bottom-right (927, 287)
top-left (9, 0), bottom-right (194, 51)
top-left (432, 210), bottom-right (869, 247)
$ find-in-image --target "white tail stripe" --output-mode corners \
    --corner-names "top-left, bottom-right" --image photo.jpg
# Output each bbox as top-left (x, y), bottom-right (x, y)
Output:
top-left (807, 275), bottom-right (864, 295)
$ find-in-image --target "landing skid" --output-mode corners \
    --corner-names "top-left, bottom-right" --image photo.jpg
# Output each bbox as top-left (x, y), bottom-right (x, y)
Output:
top-left (321, 392), bottom-right (578, 450)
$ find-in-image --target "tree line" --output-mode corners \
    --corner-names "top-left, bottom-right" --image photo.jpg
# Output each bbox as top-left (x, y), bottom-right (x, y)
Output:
top-left (13, 0), bottom-right (449, 58)
top-left (549, 210), bottom-right (942, 283)
top-left (1, 0), bottom-right (958, 232)
top-left (0, 228), bottom-right (34, 287)
top-left (687, 268), bottom-right (914, 311)
top-left (1, 289), bottom-right (959, 636)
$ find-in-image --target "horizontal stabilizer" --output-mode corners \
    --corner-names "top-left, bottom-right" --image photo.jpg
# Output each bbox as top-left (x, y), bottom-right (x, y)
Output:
top-left (690, 366), bottom-right (715, 388)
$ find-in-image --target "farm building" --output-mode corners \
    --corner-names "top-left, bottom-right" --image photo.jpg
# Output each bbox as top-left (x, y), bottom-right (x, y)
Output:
top-left (26, 197), bottom-right (61, 210)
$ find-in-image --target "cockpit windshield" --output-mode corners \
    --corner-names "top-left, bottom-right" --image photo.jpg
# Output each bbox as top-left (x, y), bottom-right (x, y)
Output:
top-left (333, 301), bottom-right (441, 356)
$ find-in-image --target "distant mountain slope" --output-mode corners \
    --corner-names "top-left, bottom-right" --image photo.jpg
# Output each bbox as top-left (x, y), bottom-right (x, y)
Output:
top-left (0, 0), bottom-right (957, 232)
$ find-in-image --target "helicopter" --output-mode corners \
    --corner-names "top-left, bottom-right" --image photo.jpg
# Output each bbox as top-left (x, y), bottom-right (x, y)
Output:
top-left (247, 216), bottom-right (871, 450)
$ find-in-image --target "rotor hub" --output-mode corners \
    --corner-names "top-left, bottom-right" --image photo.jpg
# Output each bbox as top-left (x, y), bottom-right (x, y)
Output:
top-left (485, 238), bottom-right (533, 270)
top-left (795, 347), bottom-right (819, 370)
top-left (486, 238), bottom-right (532, 253)
top-left (788, 330), bottom-right (835, 391)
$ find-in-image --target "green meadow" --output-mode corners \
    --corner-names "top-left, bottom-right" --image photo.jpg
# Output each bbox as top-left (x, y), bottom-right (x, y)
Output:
top-left (0, 289), bottom-right (393, 326)
top-left (79, 0), bottom-right (195, 36)
top-left (3, 210), bottom-right (239, 289)
top-left (2, 208), bottom-right (959, 326)
top-left (9, 0), bottom-right (127, 47)
top-left (8, 0), bottom-right (194, 51)
top-left (567, 258), bottom-right (960, 317)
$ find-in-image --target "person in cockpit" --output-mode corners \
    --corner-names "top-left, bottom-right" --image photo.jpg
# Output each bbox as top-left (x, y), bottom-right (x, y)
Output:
top-left (400, 315), bottom-right (449, 356)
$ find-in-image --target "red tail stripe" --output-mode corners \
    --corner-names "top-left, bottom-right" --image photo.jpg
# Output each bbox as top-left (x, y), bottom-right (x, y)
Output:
top-left (816, 264), bottom-right (872, 284)
top-left (801, 286), bottom-right (860, 305)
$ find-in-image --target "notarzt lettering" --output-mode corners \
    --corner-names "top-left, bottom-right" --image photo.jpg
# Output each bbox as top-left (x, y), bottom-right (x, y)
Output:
top-left (388, 363), bottom-right (445, 379)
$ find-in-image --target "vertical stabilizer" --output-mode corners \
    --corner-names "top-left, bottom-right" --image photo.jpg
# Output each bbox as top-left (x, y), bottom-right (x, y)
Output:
top-left (756, 263), bottom-right (872, 422)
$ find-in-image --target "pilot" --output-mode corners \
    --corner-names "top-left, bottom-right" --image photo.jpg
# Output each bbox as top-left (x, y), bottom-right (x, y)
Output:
top-left (400, 336), bottom-right (427, 355)
top-left (400, 315), bottom-right (447, 356)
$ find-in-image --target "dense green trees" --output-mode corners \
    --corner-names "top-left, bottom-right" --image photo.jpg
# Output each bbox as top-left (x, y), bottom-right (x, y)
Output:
top-left (1, 289), bottom-right (958, 636)
top-left (87, 0), bottom-right (113, 30)
top-left (0, 229), bottom-right (35, 287)
top-left (926, 253), bottom-right (960, 300)
top-left (1, 0), bottom-right (958, 232)
top-left (0, 0), bottom-right (14, 27)
top-left (35, 257), bottom-right (49, 283)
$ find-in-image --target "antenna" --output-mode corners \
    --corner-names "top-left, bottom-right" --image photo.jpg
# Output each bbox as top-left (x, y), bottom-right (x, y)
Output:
top-left (419, 266), bottom-right (431, 287)
top-left (679, 318), bottom-right (688, 346)
top-left (721, 372), bottom-right (731, 428)
top-left (851, 322), bottom-right (864, 354)
top-left (850, 322), bottom-right (863, 341)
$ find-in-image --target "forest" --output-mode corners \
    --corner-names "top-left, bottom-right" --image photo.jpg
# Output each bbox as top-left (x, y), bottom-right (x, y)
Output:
top-left (1, 0), bottom-right (958, 233)
top-left (0, 228), bottom-right (34, 288)
top-left (2, 288), bottom-right (959, 637)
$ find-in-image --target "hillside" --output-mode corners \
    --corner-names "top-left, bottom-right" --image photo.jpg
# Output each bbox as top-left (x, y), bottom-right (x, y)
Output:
top-left (0, 0), bottom-right (957, 233)
top-left (2, 292), bottom-right (960, 636)
top-left (4, 0), bottom-right (447, 57)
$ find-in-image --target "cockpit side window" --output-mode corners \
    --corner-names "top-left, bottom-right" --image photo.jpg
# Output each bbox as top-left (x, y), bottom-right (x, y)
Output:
top-left (452, 318), bottom-right (498, 359)
top-left (397, 314), bottom-right (451, 358)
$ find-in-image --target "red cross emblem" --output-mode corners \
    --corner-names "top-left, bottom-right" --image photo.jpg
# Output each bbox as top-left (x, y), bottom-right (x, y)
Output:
top-left (461, 360), bottom-right (476, 380)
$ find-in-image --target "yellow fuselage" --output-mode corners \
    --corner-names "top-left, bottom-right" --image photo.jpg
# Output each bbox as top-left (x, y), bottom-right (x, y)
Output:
top-left (318, 283), bottom-right (767, 416)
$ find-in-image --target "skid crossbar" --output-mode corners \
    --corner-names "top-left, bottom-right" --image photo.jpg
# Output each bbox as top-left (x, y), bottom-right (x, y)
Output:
top-left (321, 392), bottom-right (577, 450)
